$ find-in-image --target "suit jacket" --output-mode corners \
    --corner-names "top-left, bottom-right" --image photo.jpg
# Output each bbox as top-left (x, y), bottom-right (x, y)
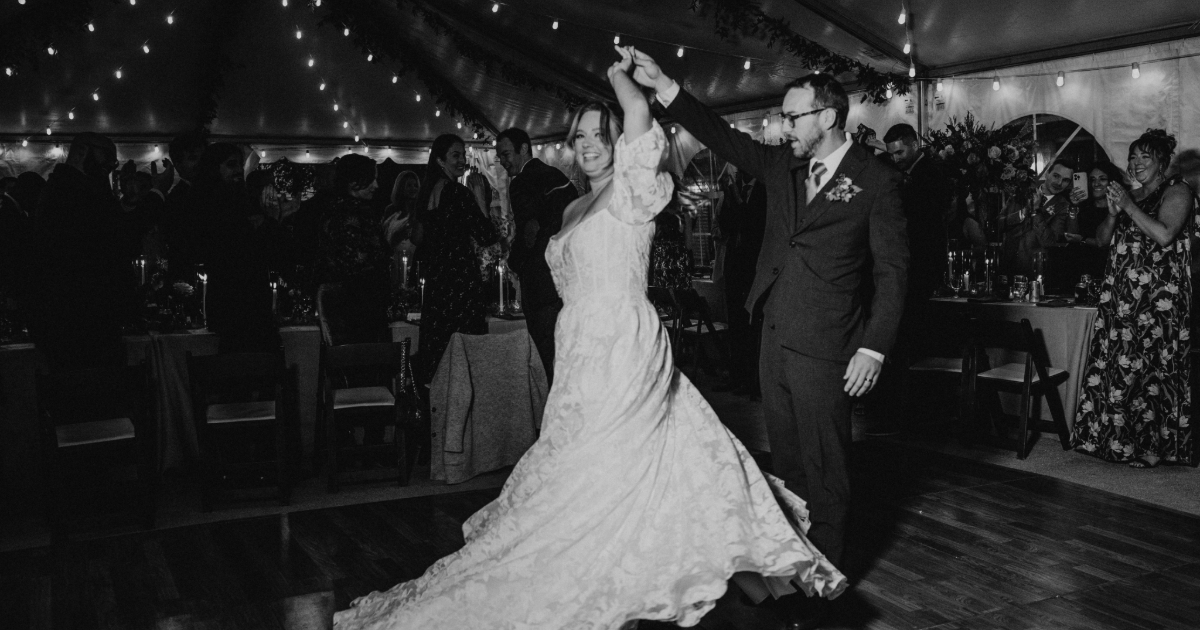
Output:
top-left (902, 154), bottom-right (953, 301)
top-left (1000, 189), bottom-right (1071, 276)
top-left (507, 158), bottom-right (577, 280)
top-left (666, 88), bottom-right (909, 362)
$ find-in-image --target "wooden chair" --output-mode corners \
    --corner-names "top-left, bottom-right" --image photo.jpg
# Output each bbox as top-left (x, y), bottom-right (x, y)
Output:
top-left (187, 351), bottom-right (296, 511)
top-left (647, 286), bottom-right (681, 335)
top-left (668, 287), bottom-right (730, 373)
top-left (963, 317), bottom-right (1071, 459)
top-left (35, 362), bottom-right (157, 540)
top-left (903, 312), bottom-right (972, 428)
top-left (317, 339), bottom-right (414, 491)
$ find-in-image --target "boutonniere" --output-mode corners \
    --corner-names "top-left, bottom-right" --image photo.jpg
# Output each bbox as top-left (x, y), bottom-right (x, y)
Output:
top-left (825, 174), bottom-right (863, 203)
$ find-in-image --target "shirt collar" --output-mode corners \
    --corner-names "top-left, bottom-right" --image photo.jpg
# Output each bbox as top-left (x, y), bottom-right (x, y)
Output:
top-left (811, 135), bottom-right (853, 178)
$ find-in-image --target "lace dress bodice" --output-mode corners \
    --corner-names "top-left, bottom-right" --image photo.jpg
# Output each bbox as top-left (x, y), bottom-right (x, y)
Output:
top-left (546, 124), bottom-right (674, 305)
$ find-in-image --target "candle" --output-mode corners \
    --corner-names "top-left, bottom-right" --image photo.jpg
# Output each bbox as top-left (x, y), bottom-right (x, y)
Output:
top-left (498, 263), bottom-right (506, 314)
top-left (401, 254), bottom-right (409, 289)
top-left (138, 257), bottom-right (146, 285)
top-left (420, 277), bottom-right (426, 306)
top-left (271, 281), bottom-right (278, 315)
top-left (198, 272), bottom-right (208, 328)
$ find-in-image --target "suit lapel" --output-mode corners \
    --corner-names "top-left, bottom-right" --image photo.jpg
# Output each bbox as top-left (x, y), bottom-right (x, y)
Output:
top-left (794, 144), bottom-right (870, 235)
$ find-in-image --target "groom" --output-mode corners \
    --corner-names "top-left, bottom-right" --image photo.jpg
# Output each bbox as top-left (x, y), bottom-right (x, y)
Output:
top-left (630, 53), bottom-right (908, 574)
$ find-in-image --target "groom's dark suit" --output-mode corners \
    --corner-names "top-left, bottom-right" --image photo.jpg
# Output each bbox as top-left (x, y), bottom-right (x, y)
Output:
top-left (666, 88), bottom-right (908, 566)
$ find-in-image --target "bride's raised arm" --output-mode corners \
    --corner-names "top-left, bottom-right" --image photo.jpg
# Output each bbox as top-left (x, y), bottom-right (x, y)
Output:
top-left (607, 47), bottom-right (651, 143)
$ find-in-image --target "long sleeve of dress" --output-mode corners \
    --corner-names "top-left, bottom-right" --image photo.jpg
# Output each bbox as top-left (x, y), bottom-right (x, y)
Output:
top-left (450, 184), bottom-right (502, 247)
top-left (609, 121), bottom-right (674, 226)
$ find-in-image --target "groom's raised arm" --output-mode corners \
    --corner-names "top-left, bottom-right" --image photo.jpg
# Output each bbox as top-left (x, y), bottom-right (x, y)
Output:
top-left (661, 87), bottom-right (778, 182)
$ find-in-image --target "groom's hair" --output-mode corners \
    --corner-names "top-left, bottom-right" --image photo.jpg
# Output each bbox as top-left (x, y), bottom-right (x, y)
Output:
top-left (786, 74), bottom-right (850, 130)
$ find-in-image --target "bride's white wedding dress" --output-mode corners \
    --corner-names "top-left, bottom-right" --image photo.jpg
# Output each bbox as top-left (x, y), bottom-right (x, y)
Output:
top-left (334, 122), bottom-right (845, 630)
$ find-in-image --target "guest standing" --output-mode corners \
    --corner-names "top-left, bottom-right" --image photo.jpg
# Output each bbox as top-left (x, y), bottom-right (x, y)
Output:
top-left (30, 133), bottom-right (143, 369)
top-left (191, 143), bottom-right (281, 352)
top-left (998, 160), bottom-right (1085, 276)
top-left (413, 135), bottom-right (501, 382)
top-left (884, 124), bottom-right (953, 302)
top-left (496, 128), bottom-right (579, 384)
top-left (1072, 129), bottom-right (1195, 468)
top-left (315, 154), bottom-right (391, 342)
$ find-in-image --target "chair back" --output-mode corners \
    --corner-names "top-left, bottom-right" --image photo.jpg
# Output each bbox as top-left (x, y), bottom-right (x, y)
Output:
top-left (324, 339), bottom-right (409, 378)
top-left (187, 351), bottom-right (287, 409)
top-left (968, 317), bottom-right (1051, 383)
top-left (36, 363), bottom-right (149, 429)
top-left (316, 282), bottom-right (389, 347)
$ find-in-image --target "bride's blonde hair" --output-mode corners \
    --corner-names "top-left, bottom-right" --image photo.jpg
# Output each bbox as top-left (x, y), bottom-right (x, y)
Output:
top-left (565, 102), bottom-right (623, 160)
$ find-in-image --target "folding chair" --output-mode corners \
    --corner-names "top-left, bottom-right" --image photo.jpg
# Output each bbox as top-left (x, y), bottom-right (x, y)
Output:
top-left (964, 317), bottom-right (1071, 459)
top-left (669, 287), bottom-right (730, 374)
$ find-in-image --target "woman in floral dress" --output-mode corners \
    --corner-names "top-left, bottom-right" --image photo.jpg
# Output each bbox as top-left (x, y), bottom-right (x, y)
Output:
top-left (1072, 129), bottom-right (1195, 468)
top-left (412, 134), bottom-right (501, 383)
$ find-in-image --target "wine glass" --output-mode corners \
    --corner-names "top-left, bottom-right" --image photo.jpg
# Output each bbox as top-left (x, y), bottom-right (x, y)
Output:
top-left (1012, 275), bottom-right (1028, 301)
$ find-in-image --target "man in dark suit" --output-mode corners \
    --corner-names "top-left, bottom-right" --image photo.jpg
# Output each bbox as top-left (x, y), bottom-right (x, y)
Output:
top-left (631, 51), bottom-right (908, 574)
top-left (496, 128), bottom-right (578, 385)
top-left (998, 160), bottom-right (1081, 277)
top-left (884, 124), bottom-right (952, 302)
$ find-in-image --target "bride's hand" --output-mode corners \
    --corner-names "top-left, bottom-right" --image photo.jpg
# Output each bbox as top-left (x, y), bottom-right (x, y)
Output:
top-left (607, 46), bottom-right (633, 83)
top-left (628, 47), bottom-right (670, 92)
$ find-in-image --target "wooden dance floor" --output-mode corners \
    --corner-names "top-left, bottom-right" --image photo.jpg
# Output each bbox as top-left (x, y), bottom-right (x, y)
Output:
top-left (1, 440), bottom-right (1198, 629)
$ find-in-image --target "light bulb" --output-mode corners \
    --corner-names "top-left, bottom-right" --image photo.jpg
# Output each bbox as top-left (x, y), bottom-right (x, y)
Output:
top-left (260, 150), bottom-right (266, 158)
top-left (613, 34), bottom-right (620, 44)
top-left (762, 117), bottom-right (769, 127)
top-left (886, 87), bottom-right (893, 99)
top-left (46, 127), bottom-right (52, 136)
top-left (474, 132), bottom-right (479, 139)
top-left (456, 122), bottom-right (462, 129)
top-left (18, 0), bottom-right (25, 4)
top-left (1056, 71), bottom-right (1064, 87)
top-left (319, 81), bottom-right (326, 90)
top-left (392, 75), bottom-right (398, 83)
top-left (282, 0), bottom-right (288, 6)
top-left (154, 144), bottom-right (160, 152)
top-left (367, 53), bottom-right (373, 62)
top-left (552, 20), bottom-right (558, 29)
top-left (296, 29), bottom-right (302, 39)
top-left (343, 27), bottom-right (350, 36)
top-left (435, 109), bottom-right (440, 117)
top-left (68, 111), bottom-right (74, 120)
top-left (936, 78), bottom-right (943, 92)
top-left (115, 68), bottom-right (123, 79)
top-left (87, 22), bottom-right (95, 32)
top-left (343, 121), bottom-right (349, 128)
top-left (333, 103), bottom-right (339, 111)
top-left (47, 46), bottom-right (56, 55)
top-left (1132, 63), bottom-right (1140, 79)
top-left (909, 64), bottom-right (916, 78)
top-left (306, 150), bottom-right (310, 156)
top-left (903, 41), bottom-right (911, 55)
top-left (415, 94), bottom-right (421, 102)
top-left (744, 59), bottom-right (751, 70)
top-left (21, 139), bottom-right (28, 147)
top-left (730, 123), bottom-right (735, 128)
top-left (307, 57), bottom-right (314, 67)
top-left (677, 47), bottom-right (684, 57)
top-left (143, 43), bottom-right (150, 54)
top-left (898, 10), bottom-right (906, 25)
top-left (556, 143), bottom-right (562, 150)
top-left (491, 2), bottom-right (499, 12)
top-left (92, 91), bottom-right (100, 101)
top-left (671, 126), bottom-right (677, 134)
top-left (129, 0), bottom-right (136, 5)
top-left (4, 67), bottom-right (12, 77)
top-left (992, 76), bottom-right (1000, 91)
top-left (315, 0), bottom-right (321, 6)
top-left (354, 134), bottom-right (360, 142)
top-left (166, 14), bottom-right (174, 25)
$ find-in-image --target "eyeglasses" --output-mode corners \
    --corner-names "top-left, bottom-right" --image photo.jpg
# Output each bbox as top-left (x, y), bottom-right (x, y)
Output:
top-left (781, 108), bottom-right (828, 126)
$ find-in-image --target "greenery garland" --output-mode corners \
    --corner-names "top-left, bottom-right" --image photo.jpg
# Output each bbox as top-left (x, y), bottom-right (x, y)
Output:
top-left (692, 0), bottom-right (912, 104)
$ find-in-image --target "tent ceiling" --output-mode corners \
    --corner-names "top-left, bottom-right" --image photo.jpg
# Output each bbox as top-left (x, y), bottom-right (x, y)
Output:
top-left (1, 0), bottom-right (1197, 146)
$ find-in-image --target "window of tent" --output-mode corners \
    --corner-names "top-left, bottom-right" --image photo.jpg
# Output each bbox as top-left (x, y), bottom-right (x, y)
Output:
top-left (1001, 114), bottom-right (1111, 177)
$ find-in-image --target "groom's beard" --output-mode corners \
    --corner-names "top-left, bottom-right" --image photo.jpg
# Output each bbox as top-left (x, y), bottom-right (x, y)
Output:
top-left (789, 129), bottom-right (824, 161)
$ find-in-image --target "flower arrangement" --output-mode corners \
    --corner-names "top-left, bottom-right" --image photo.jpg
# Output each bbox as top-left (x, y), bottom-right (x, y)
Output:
top-left (477, 210), bottom-right (515, 280)
top-left (923, 113), bottom-right (1037, 197)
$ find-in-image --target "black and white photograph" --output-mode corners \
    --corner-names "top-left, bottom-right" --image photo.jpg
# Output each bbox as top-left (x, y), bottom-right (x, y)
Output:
top-left (2, 1), bottom-right (1199, 628)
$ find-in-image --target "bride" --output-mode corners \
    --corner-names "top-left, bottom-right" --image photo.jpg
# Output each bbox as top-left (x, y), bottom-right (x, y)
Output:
top-left (334, 47), bottom-right (845, 630)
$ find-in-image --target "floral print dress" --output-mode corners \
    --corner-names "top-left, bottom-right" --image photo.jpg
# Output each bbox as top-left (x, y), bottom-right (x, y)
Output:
top-left (1072, 177), bottom-right (1193, 464)
top-left (417, 183), bottom-right (500, 382)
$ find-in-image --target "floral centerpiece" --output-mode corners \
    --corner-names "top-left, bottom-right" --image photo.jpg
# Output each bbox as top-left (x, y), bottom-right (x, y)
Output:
top-left (923, 113), bottom-right (1037, 198)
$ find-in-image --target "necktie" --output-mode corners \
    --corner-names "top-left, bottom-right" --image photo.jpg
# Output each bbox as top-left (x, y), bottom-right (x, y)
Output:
top-left (807, 161), bottom-right (827, 204)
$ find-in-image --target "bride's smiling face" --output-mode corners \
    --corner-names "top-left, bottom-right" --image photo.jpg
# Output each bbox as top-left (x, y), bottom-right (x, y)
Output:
top-left (573, 111), bottom-right (614, 179)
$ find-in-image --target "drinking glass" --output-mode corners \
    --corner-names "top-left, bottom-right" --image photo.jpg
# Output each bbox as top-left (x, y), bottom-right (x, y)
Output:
top-left (1012, 275), bottom-right (1028, 301)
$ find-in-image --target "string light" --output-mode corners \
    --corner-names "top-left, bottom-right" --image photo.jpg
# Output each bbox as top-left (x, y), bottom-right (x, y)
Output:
top-left (762, 116), bottom-right (769, 127)
top-left (47, 45), bottom-right (57, 56)
top-left (671, 126), bottom-right (677, 134)
top-left (306, 149), bottom-right (310, 156)
top-left (936, 78), bottom-right (943, 92)
top-left (456, 122), bottom-right (462, 129)
top-left (491, 2), bottom-right (499, 12)
top-left (319, 81), bottom-right (326, 90)
top-left (296, 28), bottom-right (302, 39)
top-left (1132, 63), bottom-right (1141, 79)
top-left (87, 22), bottom-right (95, 32)
top-left (307, 57), bottom-right (314, 67)
top-left (392, 75), bottom-right (398, 83)
top-left (435, 109), bottom-right (440, 117)
top-left (366, 53), bottom-right (373, 62)
top-left (343, 27), bottom-right (350, 36)
top-left (613, 34), bottom-right (620, 44)
top-left (903, 40), bottom-right (911, 55)
top-left (556, 143), bottom-right (562, 150)
top-left (166, 14), bottom-right (174, 25)
top-left (354, 134), bottom-right (360, 142)
top-left (677, 47), bottom-right (684, 57)
top-left (4, 67), bottom-right (12, 77)
top-left (45, 127), bottom-right (52, 136)
top-left (154, 144), bottom-right (160, 153)
top-left (898, 8), bottom-right (906, 24)
top-left (68, 111), bottom-right (75, 120)
top-left (343, 121), bottom-right (349, 128)
top-left (1056, 71), bottom-right (1064, 87)
top-left (415, 94), bottom-right (421, 102)
top-left (333, 103), bottom-right (339, 111)
top-left (21, 140), bottom-right (28, 147)
top-left (282, 0), bottom-right (288, 6)
top-left (143, 42), bottom-right (150, 54)
top-left (552, 19), bottom-right (558, 29)
top-left (909, 63), bottom-right (916, 78)
top-left (886, 86), bottom-right (893, 99)
top-left (92, 90), bottom-right (100, 101)
top-left (992, 76), bottom-right (1000, 91)
top-left (115, 68), bottom-right (123, 79)
top-left (129, 0), bottom-right (136, 5)
top-left (535, 144), bottom-right (542, 151)
top-left (260, 150), bottom-right (266, 158)
top-left (744, 59), bottom-right (751, 70)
